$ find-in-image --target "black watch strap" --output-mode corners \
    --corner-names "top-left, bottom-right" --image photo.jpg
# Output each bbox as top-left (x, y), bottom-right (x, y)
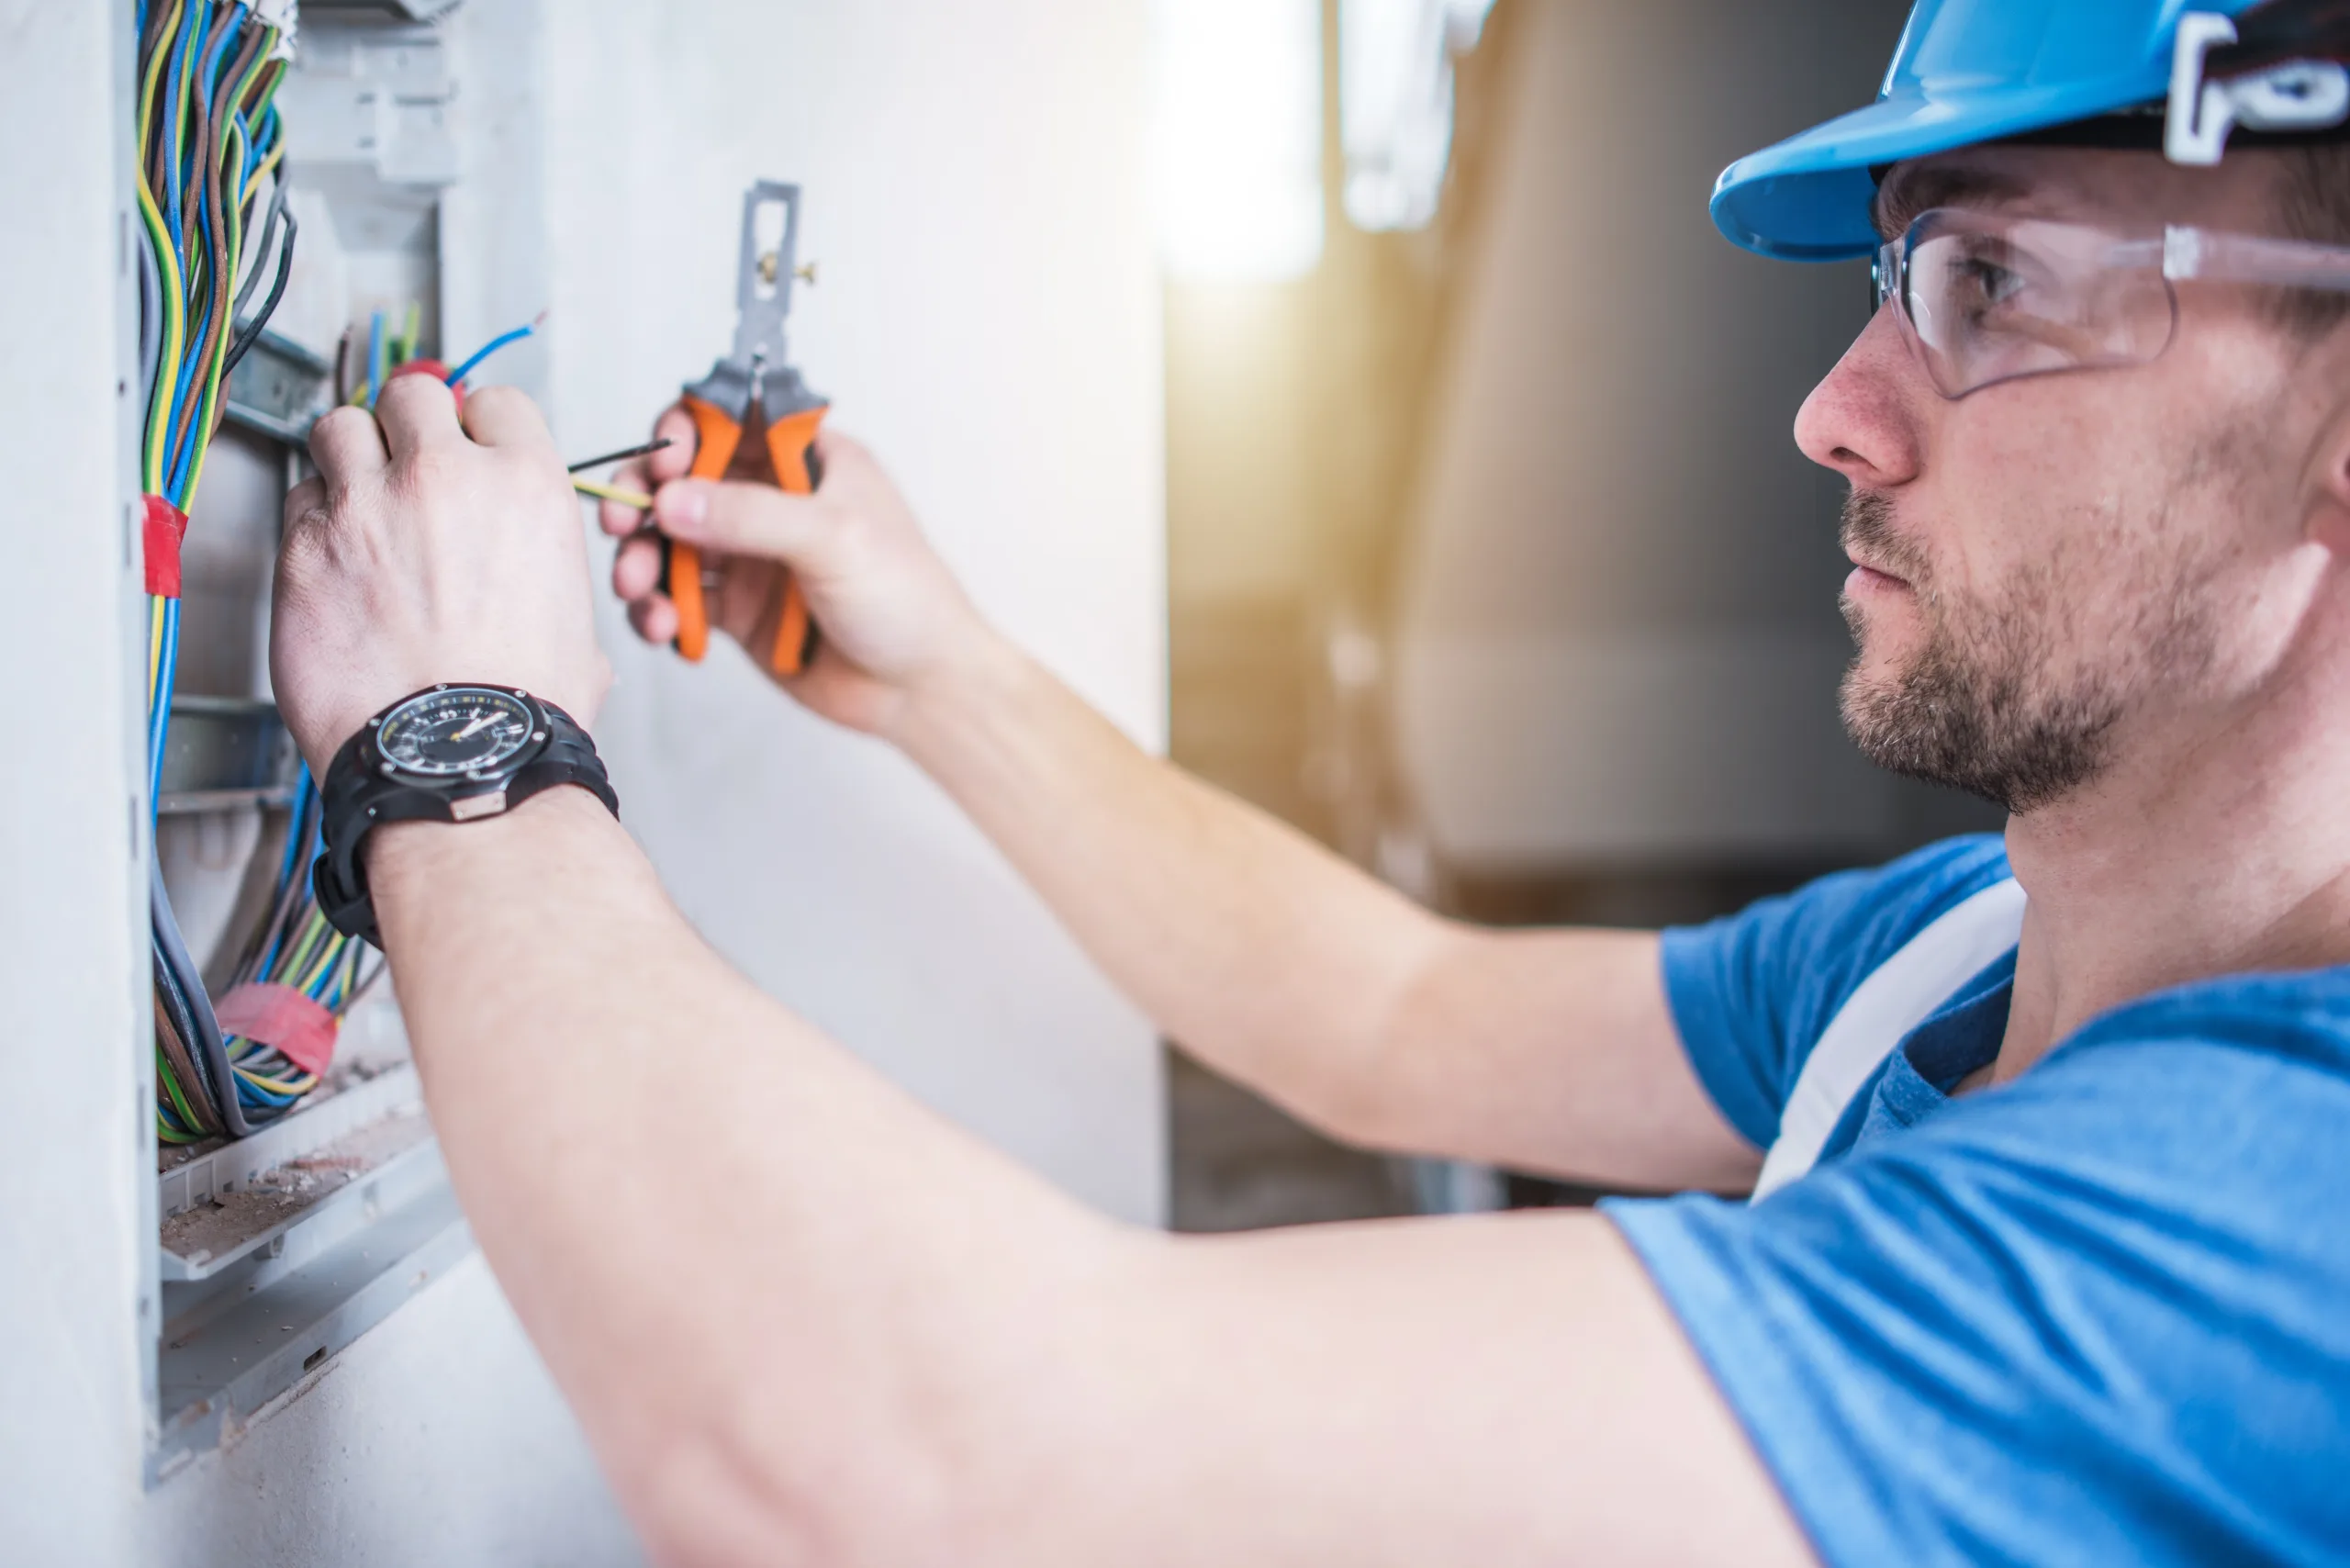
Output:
top-left (312, 689), bottom-right (619, 948)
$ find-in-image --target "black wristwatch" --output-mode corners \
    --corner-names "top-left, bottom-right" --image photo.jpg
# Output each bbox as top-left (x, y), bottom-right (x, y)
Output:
top-left (313, 684), bottom-right (620, 948)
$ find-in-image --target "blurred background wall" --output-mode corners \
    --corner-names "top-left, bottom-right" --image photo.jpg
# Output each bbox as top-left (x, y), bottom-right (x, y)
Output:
top-left (1161, 0), bottom-right (2002, 1227)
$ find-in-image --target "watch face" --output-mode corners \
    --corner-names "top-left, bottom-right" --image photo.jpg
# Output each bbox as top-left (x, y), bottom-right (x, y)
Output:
top-left (375, 688), bottom-right (539, 778)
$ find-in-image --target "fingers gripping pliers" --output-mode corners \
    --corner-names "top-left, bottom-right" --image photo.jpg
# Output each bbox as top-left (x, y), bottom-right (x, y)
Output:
top-left (662, 180), bottom-right (829, 675)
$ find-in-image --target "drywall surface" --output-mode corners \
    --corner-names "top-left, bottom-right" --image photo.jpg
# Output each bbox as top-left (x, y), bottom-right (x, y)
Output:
top-left (141, 1254), bottom-right (640, 1568)
top-left (0, 0), bottom-right (148, 1562)
top-left (542, 0), bottom-right (1169, 1224)
top-left (1392, 0), bottom-right (1918, 869)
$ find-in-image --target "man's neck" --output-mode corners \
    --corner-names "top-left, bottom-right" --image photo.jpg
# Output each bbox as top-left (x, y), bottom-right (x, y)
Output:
top-left (1997, 622), bottom-right (2350, 1082)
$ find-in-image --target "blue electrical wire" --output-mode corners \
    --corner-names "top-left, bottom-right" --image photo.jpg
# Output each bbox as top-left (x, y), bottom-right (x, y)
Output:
top-left (159, 11), bottom-right (199, 240)
top-left (149, 603), bottom-right (180, 812)
top-left (164, 305), bottom-right (210, 494)
top-left (367, 308), bottom-right (386, 407)
top-left (237, 1077), bottom-right (298, 1109)
top-left (274, 769), bottom-right (313, 888)
top-left (443, 319), bottom-right (542, 386)
top-left (198, 6), bottom-right (243, 105)
top-left (252, 796), bottom-right (319, 983)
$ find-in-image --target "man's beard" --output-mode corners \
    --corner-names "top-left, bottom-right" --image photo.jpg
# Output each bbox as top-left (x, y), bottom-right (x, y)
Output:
top-left (1838, 490), bottom-right (2137, 814)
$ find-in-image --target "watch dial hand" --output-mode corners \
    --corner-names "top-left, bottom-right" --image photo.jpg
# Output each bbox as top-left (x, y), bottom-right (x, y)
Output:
top-left (453, 713), bottom-right (495, 742)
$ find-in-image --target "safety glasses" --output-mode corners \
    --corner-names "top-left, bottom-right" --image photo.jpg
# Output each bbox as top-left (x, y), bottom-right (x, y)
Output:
top-left (1873, 207), bottom-right (2350, 399)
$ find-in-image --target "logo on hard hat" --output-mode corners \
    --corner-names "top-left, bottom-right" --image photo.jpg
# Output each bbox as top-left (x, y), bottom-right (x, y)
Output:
top-left (2168, 7), bottom-right (2350, 165)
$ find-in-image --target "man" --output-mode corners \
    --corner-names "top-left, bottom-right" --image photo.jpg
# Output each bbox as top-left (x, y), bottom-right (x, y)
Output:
top-left (270, 0), bottom-right (2350, 1561)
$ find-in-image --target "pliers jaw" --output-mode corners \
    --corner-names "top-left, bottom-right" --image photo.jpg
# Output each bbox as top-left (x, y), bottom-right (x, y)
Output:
top-left (679, 178), bottom-right (824, 431)
top-left (680, 359), bottom-right (825, 431)
top-left (681, 356), bottom-right (757, 427)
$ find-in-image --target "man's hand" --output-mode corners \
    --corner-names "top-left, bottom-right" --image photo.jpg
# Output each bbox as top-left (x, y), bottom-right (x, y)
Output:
top-left (271, 378), bottom-right (612, 775)
top-left (600, 409), bottom-right (992, 738)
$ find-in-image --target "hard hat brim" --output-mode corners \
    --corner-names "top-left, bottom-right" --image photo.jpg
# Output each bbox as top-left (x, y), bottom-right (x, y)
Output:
top-left (1712, 75), bottom-right (2172, 263)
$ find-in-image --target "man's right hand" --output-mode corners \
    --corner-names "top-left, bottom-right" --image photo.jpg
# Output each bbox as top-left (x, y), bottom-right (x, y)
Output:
top-left (601, 408), bottom-right (994, 738)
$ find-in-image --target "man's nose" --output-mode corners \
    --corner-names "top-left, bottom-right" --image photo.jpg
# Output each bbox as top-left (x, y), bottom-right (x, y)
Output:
top-left (1795, 308), bottom-right (1926, 491)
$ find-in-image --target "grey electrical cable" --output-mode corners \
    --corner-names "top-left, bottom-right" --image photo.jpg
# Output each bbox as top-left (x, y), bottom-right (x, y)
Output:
top-left (152, 950), bottom-right (223, 1137)
top-left (230, 174), bottom-right (288, 322)
top-left (222, 205), bottom-right (297, 381)
top-left (151, 853), bottom-right (254, 1137)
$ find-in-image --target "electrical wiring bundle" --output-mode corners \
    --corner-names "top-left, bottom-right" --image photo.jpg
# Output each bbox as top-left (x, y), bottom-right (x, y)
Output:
top-left (133, 0), bottom-right (375, 1148)
top-left (134, 0), bottom-right (548, 1149)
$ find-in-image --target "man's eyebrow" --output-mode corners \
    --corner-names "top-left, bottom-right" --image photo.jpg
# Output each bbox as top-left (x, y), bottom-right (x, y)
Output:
top-left (1872, 166), bottom-right (2032, 241)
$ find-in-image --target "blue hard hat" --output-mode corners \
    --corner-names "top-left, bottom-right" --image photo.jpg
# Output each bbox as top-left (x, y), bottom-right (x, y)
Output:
top-left (1712, 0), bottom-right (2273, 261)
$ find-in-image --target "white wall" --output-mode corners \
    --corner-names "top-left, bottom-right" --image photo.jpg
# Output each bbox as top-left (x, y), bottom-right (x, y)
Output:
top-left (0, 0), bottom-right (148, 1560)
top-left (541, 0), bottom-right (1169, 1223)
top-left (0, 1), bottom-right (1164, 1561)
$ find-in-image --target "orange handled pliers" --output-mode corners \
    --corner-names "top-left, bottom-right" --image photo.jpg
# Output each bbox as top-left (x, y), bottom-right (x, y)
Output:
top-left (662, 180), bottom-right (829, 676)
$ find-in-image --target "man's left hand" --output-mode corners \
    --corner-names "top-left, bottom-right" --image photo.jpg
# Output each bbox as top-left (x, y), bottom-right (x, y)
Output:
top-left (271, 377), bottom-right (612, 775)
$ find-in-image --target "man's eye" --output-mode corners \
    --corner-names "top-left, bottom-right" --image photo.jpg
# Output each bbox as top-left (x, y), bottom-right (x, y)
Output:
top-left (1954, 256), bottom-right (2026, 309)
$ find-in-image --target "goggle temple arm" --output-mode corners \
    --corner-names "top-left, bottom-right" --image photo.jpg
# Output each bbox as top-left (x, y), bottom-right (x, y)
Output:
top-left (2163, 225), bottom-right (2350, 294)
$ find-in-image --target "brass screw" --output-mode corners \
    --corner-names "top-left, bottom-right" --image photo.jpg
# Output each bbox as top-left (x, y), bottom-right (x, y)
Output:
top-left (757, 250), bottom-right (780, 285)
top-left (796, 261), bottom-right (820, 286)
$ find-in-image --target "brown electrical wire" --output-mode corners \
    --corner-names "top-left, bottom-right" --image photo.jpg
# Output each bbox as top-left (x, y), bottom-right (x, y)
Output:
top-left (172, 6), bottom-right (238, 264)
top-left (140, 6), bottom-right (182, 207)
top-left (155, 994), bottom-right (225, 1139)
top-left (136, 4), bottom-right (177, 198)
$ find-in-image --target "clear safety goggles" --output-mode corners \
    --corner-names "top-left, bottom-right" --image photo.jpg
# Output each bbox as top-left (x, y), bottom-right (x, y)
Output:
top-left (1872, 207), bottom-right (2350, 398)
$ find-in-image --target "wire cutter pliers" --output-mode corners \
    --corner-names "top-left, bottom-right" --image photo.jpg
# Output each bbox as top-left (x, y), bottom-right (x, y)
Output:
top-left (662, 179), bottom-right (829, 676)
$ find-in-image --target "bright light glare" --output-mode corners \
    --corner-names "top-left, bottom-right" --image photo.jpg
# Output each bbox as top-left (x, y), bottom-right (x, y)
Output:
top-left (1151, 0), bottom-right (1326, 282)
top-left (1340, 0), bottom-right (1494, 231)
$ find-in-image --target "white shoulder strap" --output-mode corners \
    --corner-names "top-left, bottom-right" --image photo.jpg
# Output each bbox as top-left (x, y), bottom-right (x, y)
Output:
top-left (1750, 877), bottom-right (2026, 1203)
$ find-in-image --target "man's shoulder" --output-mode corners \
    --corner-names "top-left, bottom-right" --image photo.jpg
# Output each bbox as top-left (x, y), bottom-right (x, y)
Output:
top-left (1669, 833), bottom-right (2013, 1023)
top-left (1659, 835), bottom-right (2015, 1148)
top-left (1802, 832), bottom-right (2015, 955)
top-left (2058, 965), bottom-right (2350, 1079)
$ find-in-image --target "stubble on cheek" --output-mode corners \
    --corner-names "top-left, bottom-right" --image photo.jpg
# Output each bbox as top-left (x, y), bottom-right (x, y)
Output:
top-left (1832, 481), bottom-right (2229, 814)
top-left (1832, 378), bottom-right (2278, 813)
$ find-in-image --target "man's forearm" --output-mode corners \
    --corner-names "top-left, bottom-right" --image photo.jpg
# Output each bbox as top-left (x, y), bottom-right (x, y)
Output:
top-left (367, 790), bottom-right (1804, 1568)
top-left (890, 632), bottom-right (1463, 1146)
top-left (368, 790), bottom-right (1128, 1562)
top-left (888, 636), bottom-right (1754, 1187)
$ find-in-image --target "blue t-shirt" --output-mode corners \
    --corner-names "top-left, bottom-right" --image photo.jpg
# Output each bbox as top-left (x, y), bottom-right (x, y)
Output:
top-left (1604, 835), bottom-right (2350, 1567)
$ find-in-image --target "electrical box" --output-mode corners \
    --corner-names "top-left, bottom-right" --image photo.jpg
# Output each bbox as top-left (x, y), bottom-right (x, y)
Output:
top-left (132, 0), bottom-right (546, 1480)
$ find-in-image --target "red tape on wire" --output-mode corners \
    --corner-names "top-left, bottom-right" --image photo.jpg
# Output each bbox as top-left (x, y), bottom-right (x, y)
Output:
top-left (386, 358), bottom-right (464, 409)
top-left (142, 495), bottom-right (188, 599)
top-left (214, 982), bottom-right (339, 1078)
